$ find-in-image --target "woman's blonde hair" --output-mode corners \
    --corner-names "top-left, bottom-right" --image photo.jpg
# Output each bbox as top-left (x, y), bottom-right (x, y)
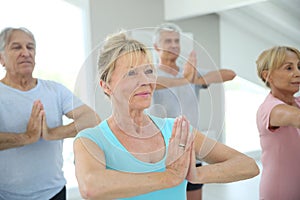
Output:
top-left (256, 46), bottom-right (300, 87)
top-left (98, 30), bottom-right (152, 85)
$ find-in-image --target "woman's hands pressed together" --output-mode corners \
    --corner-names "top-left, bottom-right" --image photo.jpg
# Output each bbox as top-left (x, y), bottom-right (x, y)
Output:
top-left (165, 116), bottom-right (195, 186)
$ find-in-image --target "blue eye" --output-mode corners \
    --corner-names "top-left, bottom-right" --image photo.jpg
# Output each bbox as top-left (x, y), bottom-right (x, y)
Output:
top-left (127, 69), bottom-right (137, 76)
top-left (145, 68), bottom-right (153, 74)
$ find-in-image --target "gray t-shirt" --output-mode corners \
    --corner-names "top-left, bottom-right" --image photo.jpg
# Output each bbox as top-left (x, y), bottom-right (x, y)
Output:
top-left (0, 79), bottom-right (83, 200)
top-left (150, 66), bottom-right (207, 129)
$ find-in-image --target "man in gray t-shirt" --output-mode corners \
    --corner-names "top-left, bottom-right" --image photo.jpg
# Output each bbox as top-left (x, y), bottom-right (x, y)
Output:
top-left (0, 27), bottom-right (100, 200)
top-left (150, 22), bottom-right (236, 200)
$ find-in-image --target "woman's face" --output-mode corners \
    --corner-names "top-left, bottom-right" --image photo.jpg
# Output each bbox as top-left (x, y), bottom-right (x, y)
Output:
top-left (108, 52), bottom-right (156, 111)
top-left (268, 50), bottom-right (300, 95)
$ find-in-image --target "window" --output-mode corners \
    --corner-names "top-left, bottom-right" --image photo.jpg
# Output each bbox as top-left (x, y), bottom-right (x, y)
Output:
top-left (224, 76), bottom-right (269, 155)
top-left (0, 0), bottom-right (89, 194)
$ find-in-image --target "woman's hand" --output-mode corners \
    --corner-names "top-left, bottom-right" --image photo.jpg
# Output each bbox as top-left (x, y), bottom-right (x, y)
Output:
top-left (186, 141), bottom-right (198, 183)
top-left (165, 116), bottom-right (194, 186)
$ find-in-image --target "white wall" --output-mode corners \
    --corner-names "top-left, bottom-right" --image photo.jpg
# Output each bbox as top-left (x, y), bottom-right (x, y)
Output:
top-left (89, 0), bottom-right (165, 48)
top-left (80, 0), bottom-right (165, 119)
top-left (219, 0), bottom-right (300, 85)
top-left (220, 13), bottom-right (270, 86)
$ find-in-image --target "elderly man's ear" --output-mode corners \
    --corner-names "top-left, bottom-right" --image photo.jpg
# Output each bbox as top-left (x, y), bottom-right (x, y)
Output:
top-left (0, 54), bottom-right (5, 67)
top-left (99, 80), bottom-right (112, 96)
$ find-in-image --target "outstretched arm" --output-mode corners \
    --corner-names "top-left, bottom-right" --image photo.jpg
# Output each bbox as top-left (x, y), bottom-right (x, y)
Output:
top-left (155, 76), bottom-right (190, 89)
top-left (194, 69), bottom-right (236, 86)
top-left (42, 105), bottom-right (101, 140)
top-left (186, 129), bottom-right (259, 184)
top-left (155, 49), bottom-right (236, 89)
top-left (269, 104), bottom-right (300, 129)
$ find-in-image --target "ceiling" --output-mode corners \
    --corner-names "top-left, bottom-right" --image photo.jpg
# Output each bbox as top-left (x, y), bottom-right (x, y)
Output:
top-left (164, 0), bottom-right (267, 20)
top-left (165, 0), bottom-right (300, 47)
top-left (219, 0), bottom-right (300, 46)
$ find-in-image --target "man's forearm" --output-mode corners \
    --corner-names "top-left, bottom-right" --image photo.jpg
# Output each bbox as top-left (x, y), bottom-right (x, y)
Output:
top-left (156, 77), bottom-right (190, 89)
top-left (0, 132), bottom-right (31, 150)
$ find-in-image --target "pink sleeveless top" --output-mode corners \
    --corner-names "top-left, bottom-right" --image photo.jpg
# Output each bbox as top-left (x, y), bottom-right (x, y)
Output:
top-left (257, 93), bottom-right (300, 200)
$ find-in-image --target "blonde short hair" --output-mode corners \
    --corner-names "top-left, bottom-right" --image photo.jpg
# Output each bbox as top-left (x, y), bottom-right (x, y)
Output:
top-left (256, 46), bottom-right (300, 87)
top-left (98, 31), bottom-right (152, 85)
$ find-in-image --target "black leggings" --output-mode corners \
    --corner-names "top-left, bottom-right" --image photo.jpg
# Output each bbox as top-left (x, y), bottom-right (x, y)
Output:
top-left (50, 186), bottom-right (66, 200)
top-left (186, 163), bottom-right (203, 191)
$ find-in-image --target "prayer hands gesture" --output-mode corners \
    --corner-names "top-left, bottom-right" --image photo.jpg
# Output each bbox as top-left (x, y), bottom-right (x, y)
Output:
top-left (24, 100), bottom-right (43, 144)
top-left (24, 100), bottom-right (53, 143)
top-left (165, 116), bottom-right (196, 185)
top-left (183, 50), bottom-right (197, 83)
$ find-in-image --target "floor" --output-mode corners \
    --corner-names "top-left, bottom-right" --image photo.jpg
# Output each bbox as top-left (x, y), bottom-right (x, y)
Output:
top-left (67, 161), bottom-right (262, 200)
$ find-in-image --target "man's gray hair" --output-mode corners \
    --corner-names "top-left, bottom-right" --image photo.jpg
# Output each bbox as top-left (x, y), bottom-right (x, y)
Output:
top-left (153, 23), bottom-right (182, 44)
top-left (0, 27), bottom-right (36, 52)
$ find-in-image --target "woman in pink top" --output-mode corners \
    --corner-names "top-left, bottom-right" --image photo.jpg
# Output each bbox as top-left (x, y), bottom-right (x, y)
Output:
top-left (256, 46), bottom-right (300, 200)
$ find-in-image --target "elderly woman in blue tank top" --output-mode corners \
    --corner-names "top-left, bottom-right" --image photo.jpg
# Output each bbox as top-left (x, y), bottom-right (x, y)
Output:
top-left (73, 30), bottom-right (259, 200)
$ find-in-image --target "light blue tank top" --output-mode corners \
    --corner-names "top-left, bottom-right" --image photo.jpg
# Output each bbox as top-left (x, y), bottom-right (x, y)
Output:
top-left (76, 115), bottom-right (188, 200)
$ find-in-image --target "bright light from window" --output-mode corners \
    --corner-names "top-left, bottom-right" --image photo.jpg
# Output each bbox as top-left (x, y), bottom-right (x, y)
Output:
top-left (0, 0), bottom-right (87, 193)
top-left (0, 0), bottom-right (85, 90)
top-left (224, 76), bottom-right (269, 154)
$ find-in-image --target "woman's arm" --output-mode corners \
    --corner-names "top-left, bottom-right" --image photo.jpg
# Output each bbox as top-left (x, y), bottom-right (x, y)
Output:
top-left (74, 117), bottom-right (193, 200)
top-left (270, 104), bottom-right (300, 129)
top-left (74, 138), bottom-right (190, 200)
top-left (187, 130), bottom-right (259, 184)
